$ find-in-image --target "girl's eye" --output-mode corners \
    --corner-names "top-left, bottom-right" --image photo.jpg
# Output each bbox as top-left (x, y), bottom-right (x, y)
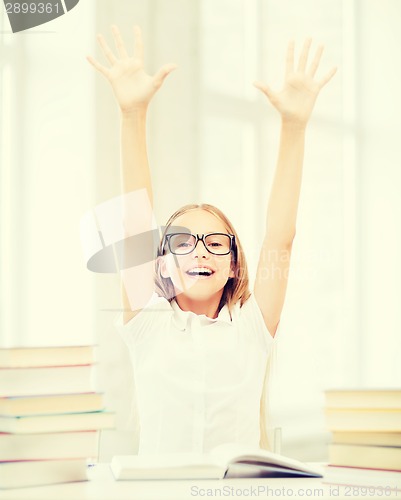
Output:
top-left (208, 242), bottom-right (222, 247)
top-left (178, 242), bottom-right (191, 247)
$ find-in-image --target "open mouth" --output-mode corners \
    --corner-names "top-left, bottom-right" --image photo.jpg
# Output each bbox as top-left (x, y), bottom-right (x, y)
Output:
top-left (186, 267), bottom-right (215, 277)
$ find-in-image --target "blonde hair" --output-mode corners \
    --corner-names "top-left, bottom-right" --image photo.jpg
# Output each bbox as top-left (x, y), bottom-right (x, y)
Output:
top-left (154, 203), bottom-right (274, 450)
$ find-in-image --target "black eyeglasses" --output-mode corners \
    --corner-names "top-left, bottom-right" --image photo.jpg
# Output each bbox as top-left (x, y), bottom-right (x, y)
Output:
top-left (163, 233), bottom-right (235, 256)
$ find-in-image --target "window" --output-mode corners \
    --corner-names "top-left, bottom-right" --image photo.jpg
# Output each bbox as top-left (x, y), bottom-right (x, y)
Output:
top-left (199, 0), bottom-right (355, 460)
top-left (0, 2), bottom-right (96, 346)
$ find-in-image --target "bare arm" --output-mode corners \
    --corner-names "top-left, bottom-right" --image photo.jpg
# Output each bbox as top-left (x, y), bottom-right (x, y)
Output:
top-left (253, 39), bottom-right (336, 338)
top-left (87, 25), bottom-right (177, 323)
top-left (120, 108), bottom-right (151, 202)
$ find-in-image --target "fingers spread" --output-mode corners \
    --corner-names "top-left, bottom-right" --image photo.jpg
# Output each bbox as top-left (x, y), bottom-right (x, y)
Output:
top-left (111, 24), bottom-right (129, 59)
top-left (133, 25), bottom-right (144, 61)
top-left (308, 44), bottom-right (324, 78)
top-left (285, 40), bottom-right (295, 77)
top-left (97, 33), bottom-right (117, 65)
top-left (297, 37), bottom-right (312, 72)
top-left (318, 66), bottom-right (337, 88)
top-left (86, 55), bottom-right (110, 77)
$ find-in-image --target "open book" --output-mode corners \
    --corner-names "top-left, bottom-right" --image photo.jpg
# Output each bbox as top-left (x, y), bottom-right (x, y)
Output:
top-left (110, 443), bottom-right (323, 480)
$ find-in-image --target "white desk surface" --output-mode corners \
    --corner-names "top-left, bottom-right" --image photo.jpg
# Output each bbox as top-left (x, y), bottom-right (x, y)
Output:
top-left (0, 463), bottom-right (399, 500)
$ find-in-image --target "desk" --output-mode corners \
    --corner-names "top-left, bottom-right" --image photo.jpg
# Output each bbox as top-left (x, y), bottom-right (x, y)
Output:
top-left (0, 464), bottom-right (399, 500)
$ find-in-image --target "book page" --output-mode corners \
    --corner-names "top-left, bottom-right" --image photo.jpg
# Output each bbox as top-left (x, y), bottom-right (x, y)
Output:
top-left (210, 443), bottom-right (322, 476)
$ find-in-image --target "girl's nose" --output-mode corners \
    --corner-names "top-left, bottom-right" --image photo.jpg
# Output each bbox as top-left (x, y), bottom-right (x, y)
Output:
top-left (193, 239), bottom-right (208, 258)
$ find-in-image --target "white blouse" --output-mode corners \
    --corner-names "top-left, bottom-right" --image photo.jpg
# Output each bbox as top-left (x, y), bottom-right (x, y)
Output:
top-left (116, 293), bottom-right (277, 455)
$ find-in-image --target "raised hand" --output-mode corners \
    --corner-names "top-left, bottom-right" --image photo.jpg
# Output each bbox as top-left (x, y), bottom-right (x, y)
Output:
top-left (254, 39), bottom-right (337, 125)
top-left (87, 25), bottom-right (177, 114)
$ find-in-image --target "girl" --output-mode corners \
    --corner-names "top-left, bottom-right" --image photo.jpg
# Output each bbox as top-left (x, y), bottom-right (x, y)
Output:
top-left (87, 26), bottom-right (336, 455)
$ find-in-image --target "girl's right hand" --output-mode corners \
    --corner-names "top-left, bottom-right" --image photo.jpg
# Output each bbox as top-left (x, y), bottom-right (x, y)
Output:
top-left (87, 25), bottom-right (177, 114)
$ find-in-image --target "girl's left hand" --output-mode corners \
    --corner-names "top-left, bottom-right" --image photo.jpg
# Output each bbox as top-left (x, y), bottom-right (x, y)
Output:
top-left (254, 39), bottom-right (337, 126)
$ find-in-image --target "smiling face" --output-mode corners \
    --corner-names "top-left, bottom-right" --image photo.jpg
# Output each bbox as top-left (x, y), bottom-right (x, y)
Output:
top-left (160, 209), bottom-right (235, 302)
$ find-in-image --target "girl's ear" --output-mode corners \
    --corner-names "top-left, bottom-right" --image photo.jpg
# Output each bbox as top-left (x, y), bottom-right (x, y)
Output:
top-left (229, 262), bottom-right (235, 279)
top-left (158, 255), bottom-right (170, 279)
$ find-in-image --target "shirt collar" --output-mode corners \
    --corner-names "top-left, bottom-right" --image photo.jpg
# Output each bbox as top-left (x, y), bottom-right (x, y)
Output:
top-left (171, 300), bottom-right (233, 331)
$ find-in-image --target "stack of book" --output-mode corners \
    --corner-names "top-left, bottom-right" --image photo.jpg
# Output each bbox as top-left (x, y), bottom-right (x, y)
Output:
top-left (0, 345), bottom-right (115, 490)
top-left (324, 388), bottom-right (401, 490)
